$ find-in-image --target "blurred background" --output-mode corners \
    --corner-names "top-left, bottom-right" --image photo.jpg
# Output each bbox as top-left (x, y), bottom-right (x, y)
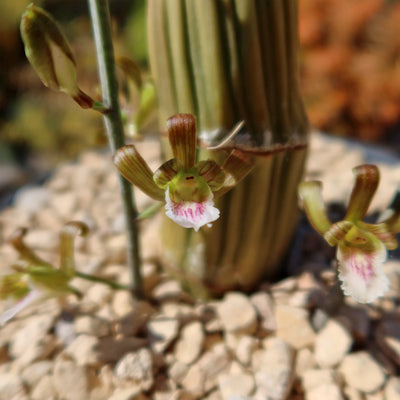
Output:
top-left (0, 0), bottom-right (399, 206)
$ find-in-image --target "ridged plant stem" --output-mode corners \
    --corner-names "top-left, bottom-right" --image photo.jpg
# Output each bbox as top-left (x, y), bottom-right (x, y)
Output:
top-left (87, 0), bottom-right (144, 298)
top-left (147, 0), bottom-right (309, 296)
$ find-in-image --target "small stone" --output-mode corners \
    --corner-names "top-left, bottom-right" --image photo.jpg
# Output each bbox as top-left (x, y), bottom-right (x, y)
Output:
top-left (250, 292), bottom-right (276, 332)
top-left (295, 348), bottom-right (317, 377)
top-left (218, 372), bottom-right (255, 399)
top-left (151, 280), bottom-right (183, 302)
top-left (51, 192), bottom-right (78, 217)
top-left (24, 228), bottom-right (59, 251)
top-left (365, 391), bottom-right (384, 400)
top-left (385, 377), bottom-right (400, 400)
top-left (112, 290), bottom-right (137, 318)
top-left (74, 315), bottom-right (110, 337)
top-left (89, 364), bottom-right (115, 400)
top-left (302, 369), bottom-right (338, 391)
top-left (147, 316), bottom-right (179, 353)
top-left (217, 292), bottom-right (257, 335)
top-left (52, 358), bottom-right (89, 400)
top-left (84, 284), bottom-right (113, 310)
top-left (64, 334), bottom-right (101, 366)
top-left (339, 351), bottom-right (386, 393)
top-left (306, 383), bottom-right (344, 400)
top-left (235, 335), bottom-right (259, 366)
top-left (9, 314), bottom-right (57, 367)
top-left (343, 386), bottom-right (363, 400)
top-left (275, 305), bottom-right (316, 349)
top-left (31, 374), bottom-right (57, 400)
top-left (21, 360), bottom-right (53, 388)
top-left (14, 186), bottom-right (50, 214)
top-left (108, 386), bottom-right (145, 400)
top-left (314, 319), bottom-right (353, 368)
top-left (114, 348), bottom-right (154, 391)
top-left (174, 321), bottom-right (205, 365)
top-left (252, 337), bottom-right (295, 400)
top-left (169, 361), bottom-right (190, 385)
top-left (0, 373), bottom-right (27, 399)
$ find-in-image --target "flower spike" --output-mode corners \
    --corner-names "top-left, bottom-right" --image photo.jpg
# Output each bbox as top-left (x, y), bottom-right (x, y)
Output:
top-left (299, 164), bottom-right (399, 304)
top-left (114, 114), bottom-right (254, 231)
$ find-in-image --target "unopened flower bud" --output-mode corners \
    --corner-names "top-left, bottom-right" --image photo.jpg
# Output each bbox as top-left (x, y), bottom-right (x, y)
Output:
top-left (20, 4), bottom-right (94, 109)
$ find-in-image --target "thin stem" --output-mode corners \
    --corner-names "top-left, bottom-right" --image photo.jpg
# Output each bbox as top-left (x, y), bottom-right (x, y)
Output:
top-left (76, 271), bottom-right (131, 291)
top-left (87, 0), bottom-right (144, 298)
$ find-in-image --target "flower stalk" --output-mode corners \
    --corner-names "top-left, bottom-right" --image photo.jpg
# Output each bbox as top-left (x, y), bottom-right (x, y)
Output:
top-left (87, 0), bottom-right (144, 298)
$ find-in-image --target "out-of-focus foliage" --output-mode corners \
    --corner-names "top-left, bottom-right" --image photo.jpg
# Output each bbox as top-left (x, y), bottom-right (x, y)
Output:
top-left (299, 0), bottom-right (400, 142)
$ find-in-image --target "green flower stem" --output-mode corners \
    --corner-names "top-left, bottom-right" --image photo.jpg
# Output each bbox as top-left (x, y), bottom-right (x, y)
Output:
top-left (87, 0), bottom-right (144, 298)
top-left (75, 271), bottom-right (131, 291)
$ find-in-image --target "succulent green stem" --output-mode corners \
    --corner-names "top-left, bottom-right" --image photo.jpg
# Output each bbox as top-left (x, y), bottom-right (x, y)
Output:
top-left (87, 0), bottom-right (144, 298)
top-left (75, 271), bottom-right (131, 291)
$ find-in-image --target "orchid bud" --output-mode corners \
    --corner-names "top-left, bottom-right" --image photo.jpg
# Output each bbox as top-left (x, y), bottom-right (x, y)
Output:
top-left (20, 4), bottom-right (98, 109)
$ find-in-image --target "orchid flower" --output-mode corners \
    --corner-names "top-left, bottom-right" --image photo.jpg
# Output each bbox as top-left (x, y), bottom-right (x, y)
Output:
top-left (0, 222), bottom-right (87, 325)
top-left (113, 113), bottom-right (253, 231)
top-left (299, 165), bottom-right (400, 303)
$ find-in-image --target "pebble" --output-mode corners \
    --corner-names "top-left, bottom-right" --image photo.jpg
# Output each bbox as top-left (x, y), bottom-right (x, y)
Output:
top-left (250, 292), bottom-right (276, 332)
top-left (235, 335), bottom-right (259, 366)
top-left (218, 372), bottom-right (255, 399)
top-left (147, 316), bottom-right (179, 353)
top-left (217, 292), bottom-right (258, 335)
top-left (14, 186), bottom-right (50, 214)
top-left (114, 348), bottom-right (154, 391)
top-left (385, 377), bottom-right (400, 400)
top-left (339, 351), bottom-right (386, 393)
top-left (174, 321), bottom-right (205, 365)
top-left (31, 374), bottom-right (57, 400)
top-left (275, 305), bottom-right (316, 349)
top-left (9, 314), bottom-right (57, 367)
top-left (252, 337), bottom-right (295, 400)
top-left (64, 334), bottom-right (101, 366)
top-left (52, 358), bottom-right (89, 400)
top-left (306, 383), bottom-right (344, 400)
top-left (314, 319), bottom-right (353, 368)
top-left (0, 373), bottom-right (27, 399)
top-left (108, 386), bottom-right (145, 400)
top-left (302, 368), bottom-right (338, 391)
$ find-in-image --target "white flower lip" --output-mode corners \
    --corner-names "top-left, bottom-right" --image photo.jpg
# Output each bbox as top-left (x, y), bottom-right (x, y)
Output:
top-left (337, 241), bottom-right (388, 304)
top-left (164, 187), bottom-right (220, 232)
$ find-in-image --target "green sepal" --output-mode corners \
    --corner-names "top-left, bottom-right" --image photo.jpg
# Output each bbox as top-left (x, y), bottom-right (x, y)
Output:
top-left (358, 221), bottom-right (398, 251)
top-left (153, 159), bottom-right (179, 189)
top-left (167, 114), bottom-right (197, 169)
top-left (213, 150), bottom-right (254, 197)
top-left (298, 181), bottom-right (332, 236)
top-left (345, 165), bottom-right (379, 222)
top-left (195, 160), bottom-right (226, 191)
top-left (113, 145), bottom-right (164, 201)
top-left (324, 220), bottom-right (354, 246)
